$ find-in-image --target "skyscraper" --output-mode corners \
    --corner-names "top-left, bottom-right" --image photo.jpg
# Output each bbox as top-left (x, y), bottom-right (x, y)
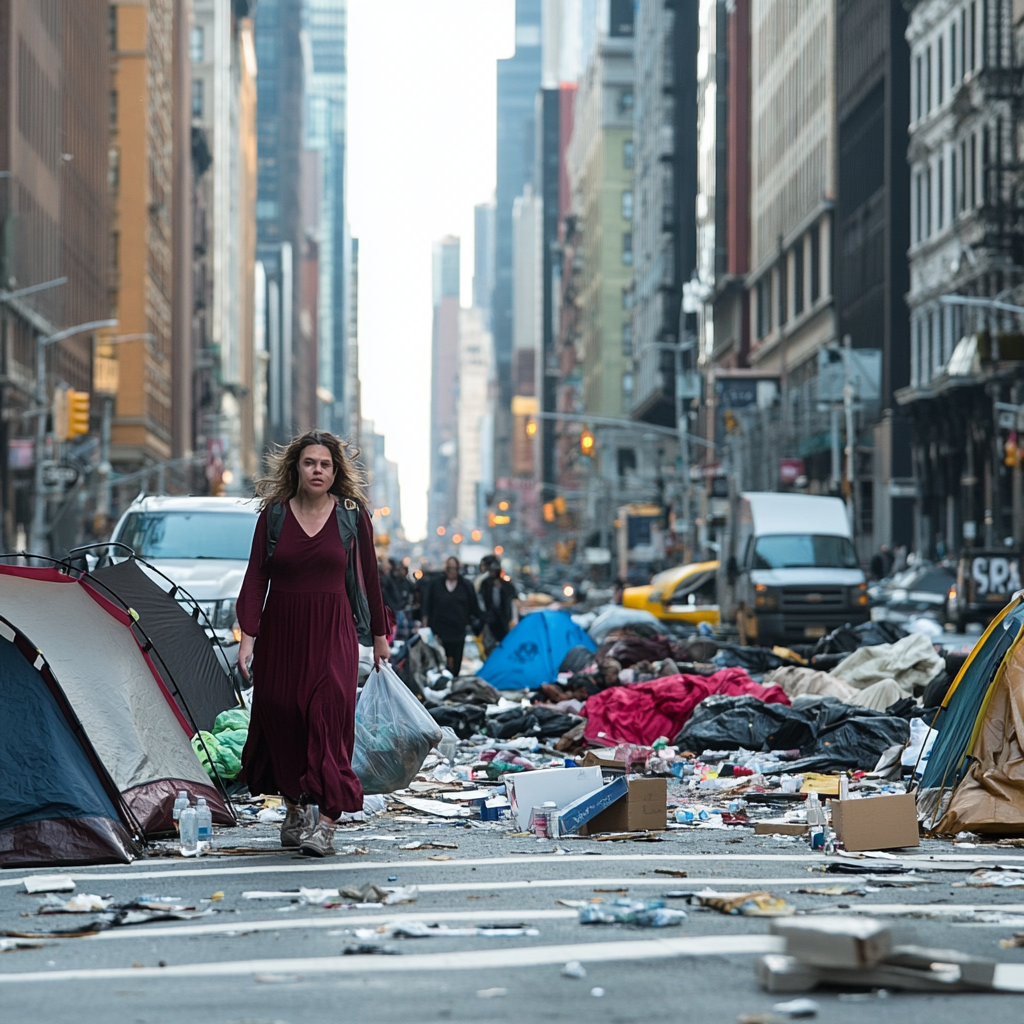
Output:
top-left (305, 0), bottom-right (352, 437)
top-left (493, 0), bottom-right (542, 481)
top-left (428, 237), bottom-right (461, 538)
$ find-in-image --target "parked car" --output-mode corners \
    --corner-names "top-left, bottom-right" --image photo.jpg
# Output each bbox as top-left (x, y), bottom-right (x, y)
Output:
top-left (108, 495), bottom-right (259, 644)
top-left (948, 549), bottom-right (1022, 631)
top-left (870, 563), bottom-right (956, 628)
top-left (622, 560), bottom-right (720, 626)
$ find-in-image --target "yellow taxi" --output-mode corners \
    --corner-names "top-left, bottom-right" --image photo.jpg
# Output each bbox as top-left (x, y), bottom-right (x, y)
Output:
top-left (622, 560), bottom-right (720, 625)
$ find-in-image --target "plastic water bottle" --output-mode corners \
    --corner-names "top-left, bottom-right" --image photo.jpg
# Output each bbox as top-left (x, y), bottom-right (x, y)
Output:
top-left (172, 790), bottom-right (188, 825)
top-left (196, 797), bottom-right (212, 845)
top-left (179, 804), bottom-right (198, 853)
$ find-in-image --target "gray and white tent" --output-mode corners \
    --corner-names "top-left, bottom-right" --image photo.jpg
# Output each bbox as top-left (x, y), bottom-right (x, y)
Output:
top-left (0, 566), bottom-right (232, 833)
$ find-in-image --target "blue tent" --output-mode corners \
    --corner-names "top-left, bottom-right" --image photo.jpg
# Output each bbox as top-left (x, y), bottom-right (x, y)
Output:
top-left (478, 610), bottom-right (596, 690)
top-left (0, 618), bottom-right (136, 867)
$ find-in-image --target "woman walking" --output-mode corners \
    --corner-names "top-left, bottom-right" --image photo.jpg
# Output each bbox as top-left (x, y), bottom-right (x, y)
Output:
top-left (421, 556), bottom-right (480, 677)
top-left (236, 431), bottom-right (389, 857)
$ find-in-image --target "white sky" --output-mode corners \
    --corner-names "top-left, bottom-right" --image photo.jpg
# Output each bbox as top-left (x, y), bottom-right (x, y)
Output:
top-left (348, 0), bottom-right (515, 542)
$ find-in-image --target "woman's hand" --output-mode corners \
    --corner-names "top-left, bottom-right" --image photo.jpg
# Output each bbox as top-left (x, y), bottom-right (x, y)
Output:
top-left (372, 634), bottom-right (391, 670)
top-left (238, 632), bottom-right (255, 681)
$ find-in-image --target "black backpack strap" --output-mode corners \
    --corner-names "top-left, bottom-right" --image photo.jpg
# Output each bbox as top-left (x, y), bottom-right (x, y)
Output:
top-left (334, 498), bottom-right (360, 547)
top-left (336, 498), bottom-right (373, 645)
top-left (266, 502), bottom-right (287, 560)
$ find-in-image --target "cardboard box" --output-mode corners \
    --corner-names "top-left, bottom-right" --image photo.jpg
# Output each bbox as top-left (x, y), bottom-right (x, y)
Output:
top-left (580, 749), bottom-right (645, 771)
top-left (557, 775), bottom-right (629, 834)
top-left (831, 792), bottom-right (919, 852)
top-left (578, 778), bottom-right (667, 835)
top-left (770, 916), bottom-right (892, 969)
top-left (506, 765), bottom-right (603, 830)
top-left (753, 820), bottom-right (809, 836)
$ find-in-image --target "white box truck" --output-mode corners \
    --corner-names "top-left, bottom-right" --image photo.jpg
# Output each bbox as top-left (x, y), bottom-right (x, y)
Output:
top-left (719, 492), bottom-right (869, 646)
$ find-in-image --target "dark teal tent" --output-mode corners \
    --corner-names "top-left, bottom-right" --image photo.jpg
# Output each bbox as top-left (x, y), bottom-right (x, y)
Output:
top-left (0, 617), bottom-right (137, 867)
top-left (478, 610), bottom-right (596, 690)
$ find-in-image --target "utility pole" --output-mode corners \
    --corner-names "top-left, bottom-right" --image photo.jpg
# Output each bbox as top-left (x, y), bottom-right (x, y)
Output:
top-left (842, 334), bottom-right (857, 539)
top-left (30, 319), bottom-right (117, 555)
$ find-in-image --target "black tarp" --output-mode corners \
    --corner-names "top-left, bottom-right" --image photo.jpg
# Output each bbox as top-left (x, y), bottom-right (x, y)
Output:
top-left (676, 694), bottom-right (910, 770)
top-left (92, 560), bottom-right (239, 733)
top-left (0, 623), bottom-right (136, 866)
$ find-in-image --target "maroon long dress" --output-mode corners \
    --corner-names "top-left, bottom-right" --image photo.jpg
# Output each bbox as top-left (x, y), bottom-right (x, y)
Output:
top-left (236, 500), bottom-right (387, 819)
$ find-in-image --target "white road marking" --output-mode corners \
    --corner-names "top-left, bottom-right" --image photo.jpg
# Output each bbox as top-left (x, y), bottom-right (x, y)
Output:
top-left (0, 851), bottom-right (1005, 888)
top-left (0, 933), bottom-right (785, 982)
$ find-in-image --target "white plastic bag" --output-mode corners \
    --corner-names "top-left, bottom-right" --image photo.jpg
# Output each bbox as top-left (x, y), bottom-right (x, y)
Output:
top-left (352, 663), bottom-right (442, 794)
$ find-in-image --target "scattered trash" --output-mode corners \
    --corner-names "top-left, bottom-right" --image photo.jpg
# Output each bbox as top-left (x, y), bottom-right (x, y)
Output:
top-left (690, 890), bottom-right (793, 917)
top-left (351, 922), bottom-right (540, 939)
top-left (397, 841), bottom-right (458, 850)
top-left (477, 988), bottom-right (508, 998)
top-left (0, 939), bottom-right (46, 953)
top-left (963, 868), bottom-right (1024, 888)
top-left (342, 944), bottom-right (400, 955)
top-left (23, 875), bottom-right (75, 894)
top-left (771, 998), bottom-right (819, 1019)
top-left (578, 898), bottom-right (686, 927)
top-left (590, 987), bottom-right (605, 998)
top-left (561, 960), bottom-right (587, 978)
top-left (38, 894), bottom-right (112, 914)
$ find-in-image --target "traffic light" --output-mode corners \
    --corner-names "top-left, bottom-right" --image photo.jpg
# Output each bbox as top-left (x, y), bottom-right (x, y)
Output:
top-left (67, 390), bottom-right (90, 438)
top-left (580, 429), bottom-right (595, 456)
top-left (543, 502), bottom-right (555, 523)
top-left (1007, 434), bottom-right (1020, 468)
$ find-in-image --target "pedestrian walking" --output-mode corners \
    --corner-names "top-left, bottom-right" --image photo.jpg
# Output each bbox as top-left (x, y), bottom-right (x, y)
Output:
top-left (236, 430), bottom-right (389, 858)
top-left (390, 559), bottom-right (415, 642)
top-left (477, 554), bottom-right (517, 655)
top-left (421, 556), bottom-right (480, 676)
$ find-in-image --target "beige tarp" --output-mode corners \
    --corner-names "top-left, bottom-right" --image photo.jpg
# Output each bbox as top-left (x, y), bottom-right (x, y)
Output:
top-left (765, 667), bottom-right (907, 712)
top-left (936, 640), bottom-right (1024, 834)
top-left (831, 632), bottom-right (944, 694)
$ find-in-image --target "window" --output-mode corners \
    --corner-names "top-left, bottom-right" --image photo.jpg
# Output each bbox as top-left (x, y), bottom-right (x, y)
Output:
top-left (961, 7), bottom-right (967, 79)
top-left (970, 132), bottom-right (977, 206)
top-left (938, 40), bottom-right (944, 104)
top-left (970, 1), bottom-right (976, 72)
top-left (621, 373), bottom-right (634, 400)
top-left (914, 172), bottom-right (922, 242)
top-left (621, 190), bottom-right (633, 220)
top-left (926, 46), bottom-right (932, 114)
top-left (108, 4), bottom-right (117, 50)
top-left (752, 535), bottom-right (859, 570)
top-left (926, 164), bottom-right (932, 237)
top-left (190, 25), bottom-right (204, 63)
top-left (911, 318), bottom-right (921, 386)
top-left (109, 89), bottom-right (117, 129)
top-left (191, 79), bottom-right (204, 118)
top-left (116, 511), bottom-right (258, 561)
top-left (982, 124), bottom-right (990, 204)
top-left (778, 258), bottom-right (787, 326)
top-left (951, 146), bottom-right (958, 216)
top-left (623, 140), bottom-right (634, 170)
top-left (793, 242), bottom-right (804, 316)
top-left (617, 447), bottom-right (637, 477)
top-left (108, 147), bottom-right (119, 192)
top-left (621, 232), bottom-right (633, 265)
top-left (756, 277), bottom-right (770, 338)
top-left (951, 21), bottom-right (957, 86)
top-left (618, 90), bottom-right (634, 116)
top-left (621, 322), bottom-right (633, 356)
top-left (110, 231), bottom-right (119, 270)
top-left (622, 287), bottom-right (633, 310)
top-left (938, 157), bottom-right (944, 230)
top-left (809, 228), bottom-right (820, 303)
top-left (960, 139), bottom-right (967, 211)
top-left (915, 55), bottom-right (922, 120)
top-left (256, 199), bottom-right (279, 220)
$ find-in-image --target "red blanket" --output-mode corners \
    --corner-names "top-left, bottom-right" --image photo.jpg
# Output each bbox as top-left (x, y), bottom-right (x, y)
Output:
top-left (582, 669), bottom-right (790, 746)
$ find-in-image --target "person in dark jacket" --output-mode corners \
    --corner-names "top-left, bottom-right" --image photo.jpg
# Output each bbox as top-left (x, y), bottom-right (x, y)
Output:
top-left (421, 556), bottom-right (479, 676)
top-left (477, 555), bottom-right (517, 655)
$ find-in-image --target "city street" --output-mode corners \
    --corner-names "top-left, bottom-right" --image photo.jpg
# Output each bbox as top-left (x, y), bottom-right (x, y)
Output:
top-left (4, 811), bottom-right (1024, 1023)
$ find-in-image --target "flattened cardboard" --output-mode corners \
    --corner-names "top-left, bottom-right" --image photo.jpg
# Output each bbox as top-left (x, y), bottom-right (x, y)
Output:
top-left (579, 777), bottom-right (667, 835)
top-left (831, 792), bottom-right (919, 852)
top-left (753, 820), bottom-right (809, 836)
top-left (557, 775), bottom-right (629, 834)
top-left (770, 916), bottom-right (892, 969)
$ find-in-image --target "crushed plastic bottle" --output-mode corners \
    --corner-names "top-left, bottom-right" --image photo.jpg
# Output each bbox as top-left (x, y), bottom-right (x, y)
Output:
top-left (196, 797), bottom-right (212, 845)
top-left (172, 790), bottom-right (188, 824)
top-left (179, 804), bottom-right (198, 854)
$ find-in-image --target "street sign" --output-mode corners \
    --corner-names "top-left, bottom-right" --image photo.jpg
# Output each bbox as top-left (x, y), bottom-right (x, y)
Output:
top-left (41, 460), bottom-right (79, 488)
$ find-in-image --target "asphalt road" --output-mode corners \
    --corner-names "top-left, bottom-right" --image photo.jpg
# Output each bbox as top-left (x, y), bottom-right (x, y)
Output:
top-left (4, 808), bottom-right (1024, 1024)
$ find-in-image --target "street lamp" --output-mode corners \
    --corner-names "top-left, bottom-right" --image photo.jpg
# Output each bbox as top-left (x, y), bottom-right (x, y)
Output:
top-left (30, 318), bottom-right (117, 555)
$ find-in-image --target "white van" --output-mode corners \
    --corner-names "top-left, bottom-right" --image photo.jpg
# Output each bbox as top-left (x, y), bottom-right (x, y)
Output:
top-left (109, 495), bottom-right (260, 643)
top-left (722, 492), bottom-right (868, 646)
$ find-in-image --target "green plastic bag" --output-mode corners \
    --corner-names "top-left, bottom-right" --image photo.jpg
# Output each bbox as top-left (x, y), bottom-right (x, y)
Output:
top-left (213, 708), bottom-right (250, 735)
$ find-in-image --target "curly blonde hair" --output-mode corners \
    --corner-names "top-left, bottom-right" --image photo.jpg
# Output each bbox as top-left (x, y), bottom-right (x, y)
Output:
top-left (256, 430), bottom-right (368, 510)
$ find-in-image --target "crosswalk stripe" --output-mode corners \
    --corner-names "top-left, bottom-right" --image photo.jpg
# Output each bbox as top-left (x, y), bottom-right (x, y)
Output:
top-left (0, 933), bottom-right (785, 982)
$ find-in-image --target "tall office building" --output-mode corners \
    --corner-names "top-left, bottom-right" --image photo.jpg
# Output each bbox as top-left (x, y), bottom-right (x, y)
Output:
top-left (493, 0), bottom-right (542, 481)
top-left (305, 0), bottom-right (352, 437)
top-left (456, 307), bottom-right (494, 530)
top-left (254, 0), bottom-right (304, 446)
top-left (428, 237), bottom-right (461, 538)
top-left (473, 201), bottom-right (495, 325)
top-left (0, 1), bottom-right (110, 549)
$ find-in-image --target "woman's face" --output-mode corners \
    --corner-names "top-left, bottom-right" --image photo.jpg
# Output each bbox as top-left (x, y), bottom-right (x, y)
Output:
top-left (445, 558), bottom-right (459, 580)
top-left (297, 444), bottom-right (337, 498)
